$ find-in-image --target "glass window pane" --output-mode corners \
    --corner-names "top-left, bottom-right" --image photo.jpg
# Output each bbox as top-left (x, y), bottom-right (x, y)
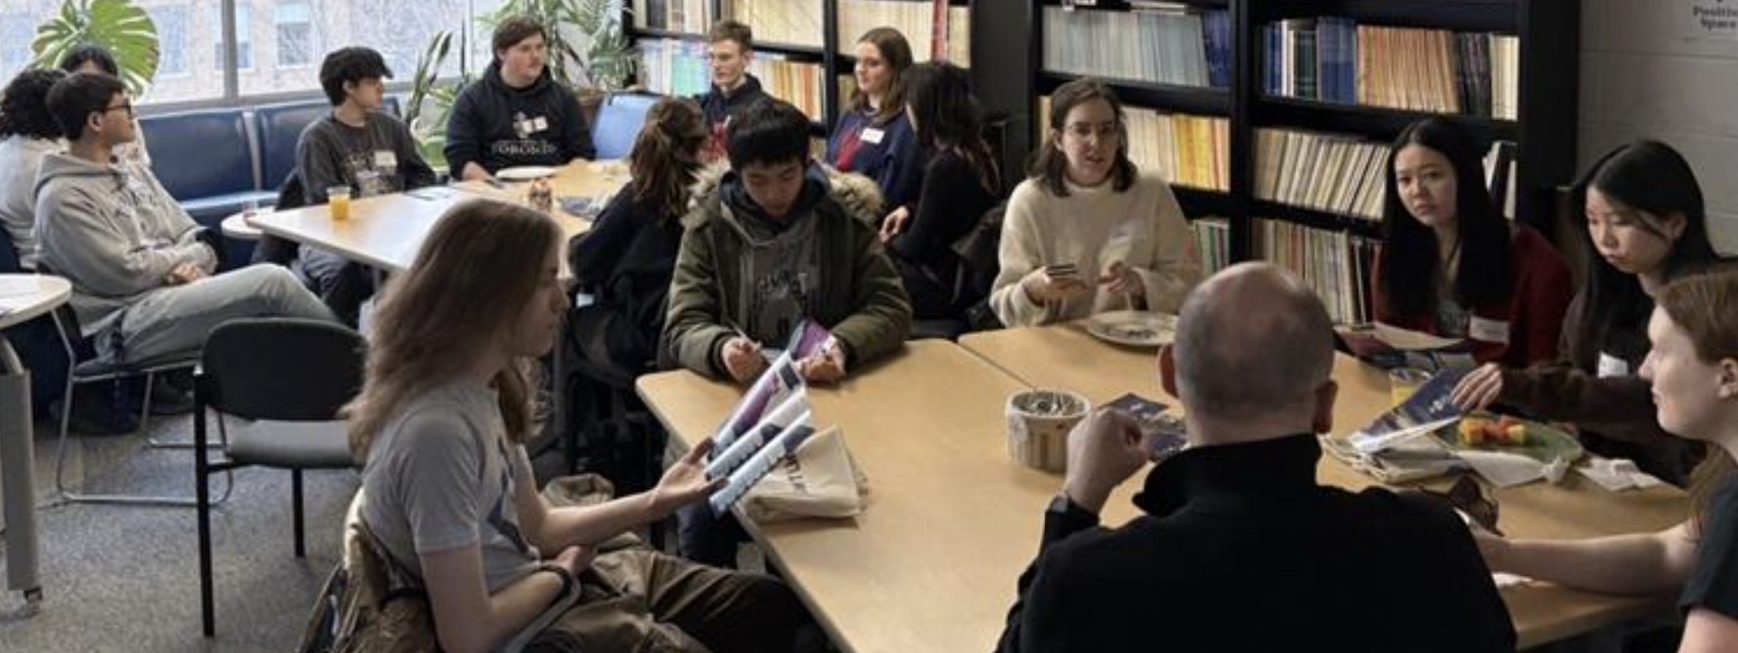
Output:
top-left (0, 5), bottom-right (58, 81)
top-left (148, 5), bottom-right (190, 77)
top-left (216, 2), bottom-right (254, 73)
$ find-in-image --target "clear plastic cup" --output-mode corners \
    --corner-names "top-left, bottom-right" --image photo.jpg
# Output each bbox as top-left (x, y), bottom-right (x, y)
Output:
top-left (327, 186), bottom-right (352, 220)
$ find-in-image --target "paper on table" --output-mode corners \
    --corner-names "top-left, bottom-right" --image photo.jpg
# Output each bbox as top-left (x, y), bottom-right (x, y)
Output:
top-left (1456, 449), bottom-right (1570, 488)
top-left (1340, 322), bottom-right (1464, 351)
top-left (1576, 456), bottom-right (1666, 492)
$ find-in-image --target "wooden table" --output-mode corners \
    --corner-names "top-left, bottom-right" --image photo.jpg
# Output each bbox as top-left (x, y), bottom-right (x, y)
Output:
top-left (960, 324), bottom-right (1690, 649)
top-left (250, 160), bottom-right (625, 276)
top-left (638, 339), bottom-right (1158, 653)
top-left (0, 274), bottom-right (71, 611)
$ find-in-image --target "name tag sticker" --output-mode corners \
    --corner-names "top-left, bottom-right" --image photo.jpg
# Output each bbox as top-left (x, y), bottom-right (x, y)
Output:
top-left (1598, 352), bottom-right (1630, 378)
top-left (861, 127), bottom-right (885, 145)
top-left (1468, 316), bottom-right (1511, 344)
top-left (374, 150), bottom-right (397, 168)
top-left (532, 116), bottom-right (549, 132)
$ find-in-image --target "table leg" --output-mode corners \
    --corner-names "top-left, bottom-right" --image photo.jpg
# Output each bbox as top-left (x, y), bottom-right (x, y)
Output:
top-left (0, 336), bottom-right (44, 611)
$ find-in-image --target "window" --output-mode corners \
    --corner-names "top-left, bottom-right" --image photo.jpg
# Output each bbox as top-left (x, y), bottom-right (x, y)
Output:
top-left (0, 4), bottom-right (58, 82)
top-left (274, 1), bottom-right (312, 67)
top-left (216, 2), bottom-right (254, 72)
top-left (150, 6), bottom-right (191, 76)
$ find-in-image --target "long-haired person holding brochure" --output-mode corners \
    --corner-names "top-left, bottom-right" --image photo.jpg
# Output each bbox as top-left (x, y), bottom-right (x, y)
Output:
top-left (1451, 140), bottom-right (1725, 486)
top-left (347, 199), bottom-right (809, 653)
top-left (1374, 118), bottom-right (1572, 368)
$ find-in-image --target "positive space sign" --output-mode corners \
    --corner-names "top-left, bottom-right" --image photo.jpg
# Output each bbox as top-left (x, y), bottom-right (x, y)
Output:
top-left (1687, 0), bottom-right (1738, 40)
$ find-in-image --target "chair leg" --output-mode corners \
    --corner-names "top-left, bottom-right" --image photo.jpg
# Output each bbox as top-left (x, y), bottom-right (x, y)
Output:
top-left (196, 401), bottom-right (216, 637)
top-left (292, 469), bottom-right (305, 558)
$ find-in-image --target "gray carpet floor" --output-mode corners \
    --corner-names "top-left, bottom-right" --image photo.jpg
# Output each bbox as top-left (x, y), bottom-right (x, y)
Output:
top-left (0, 411), bottom-right (359, 652)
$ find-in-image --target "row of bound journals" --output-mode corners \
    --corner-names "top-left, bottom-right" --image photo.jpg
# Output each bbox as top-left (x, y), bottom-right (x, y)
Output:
top-left (1255, 127), bottom-right (1518, 222)
top-left (638, 38), bottom-right (826, 121)
top-left (1041, 4), bottom-right (1231, 88)
top-left (634, 0), bottom-right (971, 65)
top-left (1263, 18), bottom-right (1520, 120)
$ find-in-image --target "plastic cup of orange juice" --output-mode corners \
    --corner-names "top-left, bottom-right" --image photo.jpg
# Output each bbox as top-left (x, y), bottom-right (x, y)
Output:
top-left (327, 186), bottom-right (352, 220)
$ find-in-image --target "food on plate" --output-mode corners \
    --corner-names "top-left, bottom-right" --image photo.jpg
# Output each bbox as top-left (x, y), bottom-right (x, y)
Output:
top-left (1456, 415), bottom-right (1530, 447)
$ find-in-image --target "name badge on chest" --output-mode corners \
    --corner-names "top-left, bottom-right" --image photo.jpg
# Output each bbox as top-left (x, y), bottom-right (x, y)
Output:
top-left (1597, 352), bottom-right (1630, 378)
top-left (1467, 315), bottom-right (1511, 345)
top-left (373, 150), bottom-right (398, 169)
top-left (860, 127), bottom-right (885, 145)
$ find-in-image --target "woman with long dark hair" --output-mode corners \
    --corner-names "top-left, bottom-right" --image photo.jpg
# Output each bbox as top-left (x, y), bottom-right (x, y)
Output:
top-left (568, 97), bottom-right (708, 371)
top-left (1475, 266), bottom-right (1738, 652)
top-left (988, 78), bottom-right (1201, 327)
top-left (1375, 118), bottom-right (1572, 367)
top-left (0, 68), bottom-right (66, 269)
top-left (878, 61), bottom-right (1000, 320)
top-left (825, 27), bottom-right (925, 215)
top-left (1453, 140), bottom-right (1724, 484)
top-left (349, 199), bottom-right (809, 652)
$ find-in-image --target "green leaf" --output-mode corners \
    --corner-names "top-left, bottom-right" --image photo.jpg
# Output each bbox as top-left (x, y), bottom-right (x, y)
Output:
top-left (30, 0), bottom-right (160, 97)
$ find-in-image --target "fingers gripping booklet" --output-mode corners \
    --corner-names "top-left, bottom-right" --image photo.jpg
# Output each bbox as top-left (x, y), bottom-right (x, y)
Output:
top-left (704, 320), bottom-right (836, 517)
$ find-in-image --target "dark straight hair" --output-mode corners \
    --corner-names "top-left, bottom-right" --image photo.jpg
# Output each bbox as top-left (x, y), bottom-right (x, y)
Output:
top-left (1027, 78), bottom-right (1136, 197)
top-left (1379, 118), bottom-right (1512, 319)
top-left (58, 43), bottom-right (119, 75)
top-left (903, 61), bottom-right (998, 194)
top-left (1570, 140), bottom-right (1722, 369)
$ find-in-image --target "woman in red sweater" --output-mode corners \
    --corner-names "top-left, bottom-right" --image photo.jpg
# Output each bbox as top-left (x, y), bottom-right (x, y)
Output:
top-left (1374, 118), bottom-right (1572, 367)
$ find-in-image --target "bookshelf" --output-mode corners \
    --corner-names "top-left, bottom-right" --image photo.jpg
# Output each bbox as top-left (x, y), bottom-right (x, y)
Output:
top-left (1022, 0), bottom-right (1579, 321)
top-left (626, 0), bottom-right (1007, 139)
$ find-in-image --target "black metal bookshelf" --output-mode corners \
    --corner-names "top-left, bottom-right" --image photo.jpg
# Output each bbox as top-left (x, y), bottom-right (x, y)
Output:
top-left (1022, 0), bottom-right (1580, 263)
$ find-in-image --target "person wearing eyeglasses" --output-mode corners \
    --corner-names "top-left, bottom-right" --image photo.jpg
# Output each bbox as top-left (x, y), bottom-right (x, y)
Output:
top-left (34, 72), bottom-right (335, 369)
top-left (1474, 266), bottom-right (1738, 653)
top-left (997, 262), bottom-right (1514, 653)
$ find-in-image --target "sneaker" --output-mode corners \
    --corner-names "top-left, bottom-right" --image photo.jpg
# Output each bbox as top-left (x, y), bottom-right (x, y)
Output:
top-left (146, 379), bottom-right (195, 416)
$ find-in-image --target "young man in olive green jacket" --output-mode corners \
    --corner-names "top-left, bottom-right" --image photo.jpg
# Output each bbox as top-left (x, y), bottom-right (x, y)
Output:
top-left (663, 98), bottom-right (911, 387)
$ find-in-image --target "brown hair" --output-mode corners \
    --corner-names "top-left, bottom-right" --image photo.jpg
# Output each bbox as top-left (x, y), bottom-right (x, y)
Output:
top-left (1028, 78), bottom-right (1137, 196)
top-left (492, 16), bottom-right (546, 59)
top-left (344, 199), bottom-right (562, 459)
top-left (630, 97), bottom-right (708, 221)
top-left (1656, 265), bottom-right (1738, 535)
top-left (846, 27), bottom-right (913, 124)
top-left (708, 19), bottom-right (753, 51)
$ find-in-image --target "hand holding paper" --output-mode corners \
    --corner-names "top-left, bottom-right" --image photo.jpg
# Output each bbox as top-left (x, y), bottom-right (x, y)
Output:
top-left (799, 338), bottom-right (847, 384)
top-left (722, 336), bottom-right (768, 383)
top-left (1063, 407), bottom-right (1150, 514)
top-left (650, 440), bottom-right (728, 518)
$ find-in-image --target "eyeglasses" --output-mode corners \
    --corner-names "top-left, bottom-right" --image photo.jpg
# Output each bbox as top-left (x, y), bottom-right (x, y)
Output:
top-left (101, 102), bottom-right (134, 118)
top-left (1418, 473), bottom-right (1501, 536)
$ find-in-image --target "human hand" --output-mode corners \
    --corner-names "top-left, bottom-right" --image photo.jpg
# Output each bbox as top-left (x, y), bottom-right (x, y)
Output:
top-left (1019, 266), bottom-right (1092, 305)
top-left (1098, 261), bottom-right (1145, 297)
top-left (1451, 363), bottom-right (1505, 413)
top-left (798, 340), bottom-right (847, 384)
top-left (721, 337), bottom-right (767, 383)
top-left (165, 262), bottom-right (206, 285)
top-left (1062, 407), bottom-right (1151, 514)
top-left (648, 439), bottom-right (727, 518)
top-left (878, 206), bottom-right (911, 243)
top-left (550, 543), bottom-right (597, 578)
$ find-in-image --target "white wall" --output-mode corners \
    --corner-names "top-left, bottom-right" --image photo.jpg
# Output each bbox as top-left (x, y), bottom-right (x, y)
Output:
top-left (1580, 0), bottom-right (1738, 253)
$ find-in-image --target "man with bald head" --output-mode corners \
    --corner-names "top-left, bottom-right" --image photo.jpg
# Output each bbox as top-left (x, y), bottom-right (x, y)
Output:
top-left (995, 263), bottom-right (1514, 652)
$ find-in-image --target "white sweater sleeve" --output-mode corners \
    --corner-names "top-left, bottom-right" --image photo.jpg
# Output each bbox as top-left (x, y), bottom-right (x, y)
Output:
top-left (989, 184), bottom-right (1052, 327)
top-left (1133, 179), bottom-right (1202, 314)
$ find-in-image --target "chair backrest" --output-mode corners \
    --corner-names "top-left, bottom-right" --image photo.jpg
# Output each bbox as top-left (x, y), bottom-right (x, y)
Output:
top-left (200, 318), bottom-right (367, 421)
top-left (255, 100), bottom-right (331, 193)
top-left (591, 92), bottom-right (659, 160)
top-left (0, 221), bottom-right (21, 273)
top-left (139, 108), bottom-right (256, 201)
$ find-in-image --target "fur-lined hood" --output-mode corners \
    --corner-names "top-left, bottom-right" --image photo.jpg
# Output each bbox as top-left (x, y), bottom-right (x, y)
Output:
top-left (681, 160), bottom-right (886, 230)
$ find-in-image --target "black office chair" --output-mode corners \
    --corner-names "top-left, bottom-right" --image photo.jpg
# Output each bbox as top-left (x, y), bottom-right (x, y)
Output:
top-left (193, 317), bottom-right (365, 637)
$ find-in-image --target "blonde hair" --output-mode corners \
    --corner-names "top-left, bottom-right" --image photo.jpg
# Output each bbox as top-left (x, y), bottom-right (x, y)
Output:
top-left (345, 199), bottom-right (562, 459)
top-left (1656, 265), bottom-right (1738, 536)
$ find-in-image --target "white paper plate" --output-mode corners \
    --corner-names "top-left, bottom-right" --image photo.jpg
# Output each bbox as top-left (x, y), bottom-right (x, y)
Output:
top-left (1085, 310), bottom-right (1178, 348)
top-left (496, 166), bottom-right (557, 181)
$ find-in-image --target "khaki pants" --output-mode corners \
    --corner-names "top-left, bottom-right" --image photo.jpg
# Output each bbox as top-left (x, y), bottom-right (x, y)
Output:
top-left (526, 548), bottom-right (809, 653)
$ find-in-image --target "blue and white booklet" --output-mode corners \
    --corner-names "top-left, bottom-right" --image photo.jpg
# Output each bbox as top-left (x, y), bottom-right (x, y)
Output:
top-left (1347, 368), bottom-right (1467, 455)
top-left (704, 321), bottom-right (838, 517)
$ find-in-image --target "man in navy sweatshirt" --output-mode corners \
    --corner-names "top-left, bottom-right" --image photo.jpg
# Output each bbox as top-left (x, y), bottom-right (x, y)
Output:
top-left (445, 16), bottom-right (596, 181)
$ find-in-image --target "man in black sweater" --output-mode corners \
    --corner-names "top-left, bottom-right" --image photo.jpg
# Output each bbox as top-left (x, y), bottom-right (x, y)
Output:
top-left (445, 16), bottom-right (595, 181)
top-left (997, 262), bottom-right (1516, 653)
top-left (696, 19), bottom-right (769, 160)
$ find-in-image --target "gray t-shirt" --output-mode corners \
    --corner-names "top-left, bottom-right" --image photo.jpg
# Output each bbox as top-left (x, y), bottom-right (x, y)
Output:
top-left (296, 111), bottom-right (436, 203)
top-left (359, 378), bottom-right (541, 592)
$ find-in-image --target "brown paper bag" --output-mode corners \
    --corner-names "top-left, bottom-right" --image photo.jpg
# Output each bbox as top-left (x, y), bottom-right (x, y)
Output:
top-left (742, 426), bottom-right (869, 522)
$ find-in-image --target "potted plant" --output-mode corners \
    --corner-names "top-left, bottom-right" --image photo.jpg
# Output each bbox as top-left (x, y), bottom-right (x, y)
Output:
top-left (481, 0), bottom-right (638, 124)
top-left (29, 0), bottom-right (160, 96)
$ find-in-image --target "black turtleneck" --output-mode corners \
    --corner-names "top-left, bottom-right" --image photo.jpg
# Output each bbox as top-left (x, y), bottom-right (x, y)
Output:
top-left (998, 433), bottom-right (1516, 653)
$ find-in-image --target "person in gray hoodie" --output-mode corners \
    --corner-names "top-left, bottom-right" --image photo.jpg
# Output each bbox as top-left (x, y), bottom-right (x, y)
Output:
top-left (35, 72), bottom-right (334, 365)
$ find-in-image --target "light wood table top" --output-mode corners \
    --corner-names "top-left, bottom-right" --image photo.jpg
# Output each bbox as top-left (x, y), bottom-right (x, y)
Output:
top-left (638, 339), bottom-right (1157, 653)
top-left (961, 324), bottom-right (1690, 649)
top-left (251, 160), bottom-right (623, 275)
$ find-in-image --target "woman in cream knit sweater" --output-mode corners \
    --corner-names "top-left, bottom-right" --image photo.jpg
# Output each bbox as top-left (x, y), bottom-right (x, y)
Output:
top-left (990, 78), bottom-right (1201, 327)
